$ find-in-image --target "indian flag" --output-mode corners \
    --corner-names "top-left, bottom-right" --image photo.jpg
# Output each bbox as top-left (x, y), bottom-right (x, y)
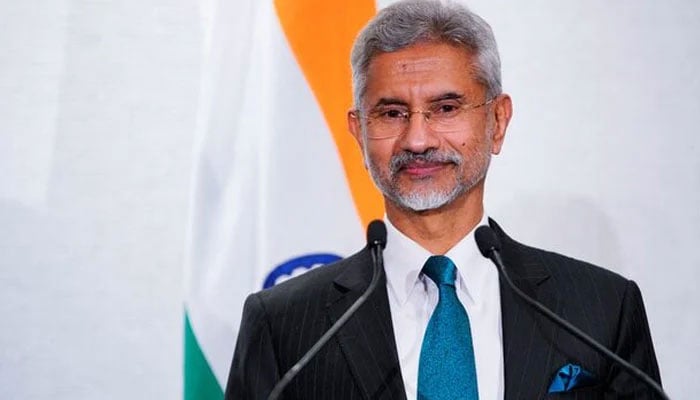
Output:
top-left (183, 0), bottom-right (383, 398)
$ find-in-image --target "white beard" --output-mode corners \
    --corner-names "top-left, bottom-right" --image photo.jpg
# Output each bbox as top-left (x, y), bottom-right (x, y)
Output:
top-left (382, 176), bottom-right (465, 211)
top-left (366, 147), bottom-right (491, 212)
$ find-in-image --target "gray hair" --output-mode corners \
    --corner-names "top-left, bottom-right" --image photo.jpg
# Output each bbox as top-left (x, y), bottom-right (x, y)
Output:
top-left (350, 0), bottom-right (502, 109)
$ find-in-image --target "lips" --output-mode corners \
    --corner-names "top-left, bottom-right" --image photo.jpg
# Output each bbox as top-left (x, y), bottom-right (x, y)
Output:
top-left (401, 161), bottom-right (449, 177)
top-left (389, 150), bottom-right (462, 180)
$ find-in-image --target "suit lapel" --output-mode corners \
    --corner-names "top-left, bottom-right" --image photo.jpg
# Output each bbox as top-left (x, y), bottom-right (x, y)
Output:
top-left (326, 249), bottom-right (406, 400)
top-left (490, 219), bottom-right (566, 399)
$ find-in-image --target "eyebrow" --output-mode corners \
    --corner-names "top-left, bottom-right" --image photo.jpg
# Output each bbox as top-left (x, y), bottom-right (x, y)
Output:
top-left (428, 92), bottom-right (465, 103)
top-left (373, 97), bottom-right (408, 108)
top-left (372, 92), bottom-right (466, 108)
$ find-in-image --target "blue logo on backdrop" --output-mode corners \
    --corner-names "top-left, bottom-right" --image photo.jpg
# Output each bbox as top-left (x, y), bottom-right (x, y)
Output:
top-left (263, 253), bottom-right (342, 289)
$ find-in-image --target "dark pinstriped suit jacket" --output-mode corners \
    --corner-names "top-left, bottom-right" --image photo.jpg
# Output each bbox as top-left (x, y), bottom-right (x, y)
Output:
top-left (225, 220), bottom-right (661, 399)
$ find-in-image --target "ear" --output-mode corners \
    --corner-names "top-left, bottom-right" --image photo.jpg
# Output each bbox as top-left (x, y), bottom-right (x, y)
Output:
top-left (348, 109), bottom-right (366, 155)
top-left (490, 94), bottom-right (513, 155)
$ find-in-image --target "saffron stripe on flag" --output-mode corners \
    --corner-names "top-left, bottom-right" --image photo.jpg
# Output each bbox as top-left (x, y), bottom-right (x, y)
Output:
top-left (185, 2), bottom-right (381, 399)
top-left (274, 0), bottom-right (383, 227)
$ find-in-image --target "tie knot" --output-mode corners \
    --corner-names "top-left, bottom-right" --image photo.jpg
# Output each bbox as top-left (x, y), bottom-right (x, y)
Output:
top-left (422, 255), bottom-right (457, 286)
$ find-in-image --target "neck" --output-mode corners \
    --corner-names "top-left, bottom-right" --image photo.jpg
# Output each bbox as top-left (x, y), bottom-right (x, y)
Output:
top-left (385, 183), bottom-right (485, 255)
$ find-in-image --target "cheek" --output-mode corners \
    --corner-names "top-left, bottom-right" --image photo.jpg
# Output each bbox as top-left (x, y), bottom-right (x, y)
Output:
top-left (452, 133), bottom-right (490, 157)
top-left (365, 142), bottom-right (395, 163)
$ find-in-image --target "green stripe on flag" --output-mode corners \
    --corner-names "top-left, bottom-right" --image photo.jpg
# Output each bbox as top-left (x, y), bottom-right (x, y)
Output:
top-left (184, 312), bottom-right (224, 400)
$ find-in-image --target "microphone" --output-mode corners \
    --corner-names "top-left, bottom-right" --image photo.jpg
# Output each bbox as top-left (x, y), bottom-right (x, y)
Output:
top-left (267, 220), bottom-right (388, 400)
top-left (474, 226), bottom-right (669, 400)
top-left (367, 219), bottom-right (388, 251)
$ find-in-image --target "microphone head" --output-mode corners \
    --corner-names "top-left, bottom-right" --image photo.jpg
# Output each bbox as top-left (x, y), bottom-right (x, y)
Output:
top-left (367, 219), bottom-right (387, 249)
top-left (475, 225), bottom-right (501, 258)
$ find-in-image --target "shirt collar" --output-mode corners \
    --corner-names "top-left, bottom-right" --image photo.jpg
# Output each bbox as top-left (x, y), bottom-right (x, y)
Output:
top-left (384, 213), bottom-right (491, 306)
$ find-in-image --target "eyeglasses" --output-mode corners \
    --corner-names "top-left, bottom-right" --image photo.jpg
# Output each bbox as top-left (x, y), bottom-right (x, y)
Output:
top-left (354, 97), bottom-right (495, 139)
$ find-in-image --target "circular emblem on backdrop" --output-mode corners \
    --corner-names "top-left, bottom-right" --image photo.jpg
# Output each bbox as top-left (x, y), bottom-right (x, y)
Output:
top-left (263, 253), bottom-right (342, 289)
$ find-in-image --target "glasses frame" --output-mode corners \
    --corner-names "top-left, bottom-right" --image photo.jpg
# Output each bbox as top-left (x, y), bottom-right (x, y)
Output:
top-left (353, 97), bottom-right (496, 140)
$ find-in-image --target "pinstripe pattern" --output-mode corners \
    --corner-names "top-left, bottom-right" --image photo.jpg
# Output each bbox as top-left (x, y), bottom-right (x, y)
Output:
top-left (225, 248), bottom-right (405, 400)
top-left (492, 220), bottom-right (662, 399)
top-left (225, 219), bottom-right (662, 399)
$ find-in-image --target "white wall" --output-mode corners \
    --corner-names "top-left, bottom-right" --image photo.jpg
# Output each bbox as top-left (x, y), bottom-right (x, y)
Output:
top-left (1, 1), bottom-right (200, 399)
top-left (1, 0), bottom-right (698, 399)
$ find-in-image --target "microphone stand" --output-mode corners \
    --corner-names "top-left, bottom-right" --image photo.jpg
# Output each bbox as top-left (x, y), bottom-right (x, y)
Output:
top-left (476, 226), bottom-right (669, 400)
top-left (266, 221), bottom-right (386, 400)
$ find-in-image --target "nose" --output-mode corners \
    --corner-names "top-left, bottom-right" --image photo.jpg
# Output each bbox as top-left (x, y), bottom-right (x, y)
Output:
top-left (398, 111), bottom-right (440, 154)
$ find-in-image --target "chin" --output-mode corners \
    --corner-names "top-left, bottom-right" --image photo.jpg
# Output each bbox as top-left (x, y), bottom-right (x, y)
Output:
top-left (392, 188), bottom-right (458, 212)
top-left (391, 174), bottom-right (485, 212)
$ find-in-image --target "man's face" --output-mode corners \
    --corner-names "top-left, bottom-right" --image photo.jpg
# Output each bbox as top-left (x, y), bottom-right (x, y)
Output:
top-left (349, 42), bottom-right (510, 212)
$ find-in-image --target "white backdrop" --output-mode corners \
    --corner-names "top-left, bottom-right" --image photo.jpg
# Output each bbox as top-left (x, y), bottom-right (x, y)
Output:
top-left (1, 1), bottom-right (698, 399)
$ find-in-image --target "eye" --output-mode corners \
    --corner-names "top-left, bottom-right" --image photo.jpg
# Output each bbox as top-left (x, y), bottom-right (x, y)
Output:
top-left (372, 108), bottom-right (407, 121)
top-left (385, 109), bottom-right (405, 118)
top-left (432, 102), bottom-right (461, 115)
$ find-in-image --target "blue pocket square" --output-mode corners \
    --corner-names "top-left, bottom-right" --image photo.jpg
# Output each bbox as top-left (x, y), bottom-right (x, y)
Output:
top-left (548, 363), bottom-right (597, 393)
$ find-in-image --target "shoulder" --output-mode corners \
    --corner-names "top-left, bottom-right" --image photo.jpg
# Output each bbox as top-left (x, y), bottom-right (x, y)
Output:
top-left (490, 219), bottom-right (647, 338)
top-left (521, 239), bottom-right (626, 284)
top-left (490, 220), bottom-right (630, 286)
top-left (489, 218), bottom-right (633, 295)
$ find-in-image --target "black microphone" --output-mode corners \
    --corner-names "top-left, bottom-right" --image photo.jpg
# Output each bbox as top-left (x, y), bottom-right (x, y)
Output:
top-left (367, 219), bottom-right (388, 251)
top-left (474, 226), bottom-right (669, 400)
top-left (267, 220), bottom-right (387, 400)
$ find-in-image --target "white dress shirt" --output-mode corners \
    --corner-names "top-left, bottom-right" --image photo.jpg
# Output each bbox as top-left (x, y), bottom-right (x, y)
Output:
top-left (383, 214), bottom-right (504, 400)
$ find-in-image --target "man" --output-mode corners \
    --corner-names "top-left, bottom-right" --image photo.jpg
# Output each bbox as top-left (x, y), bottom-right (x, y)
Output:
top-left (225, 1), bottom-right (661, 399)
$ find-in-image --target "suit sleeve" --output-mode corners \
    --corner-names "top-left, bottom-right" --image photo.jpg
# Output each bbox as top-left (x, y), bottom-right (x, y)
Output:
top-left (224, 293), bottom-right (280, 400)
top-left (605, 280), bottom-right (662, 399)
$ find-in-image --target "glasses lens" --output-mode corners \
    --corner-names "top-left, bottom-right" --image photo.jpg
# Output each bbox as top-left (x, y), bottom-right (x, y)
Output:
top-left (362, 98), bottom-right (492, 139)
top-left (365, 107), bottom-right (407, 138)
top-left (427, 102), bottom-right (465, 133)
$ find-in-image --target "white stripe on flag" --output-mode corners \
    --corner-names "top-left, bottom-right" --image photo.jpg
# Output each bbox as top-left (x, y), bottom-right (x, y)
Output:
top-left (185, 0), bottom-right (365, 392)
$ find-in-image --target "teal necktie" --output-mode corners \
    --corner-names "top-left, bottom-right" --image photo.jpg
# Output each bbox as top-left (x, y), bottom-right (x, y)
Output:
top-left (417, 255), bottom-right (479, 400)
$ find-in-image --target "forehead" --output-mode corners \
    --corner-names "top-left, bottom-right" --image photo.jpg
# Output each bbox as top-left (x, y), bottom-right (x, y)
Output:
top-left (363, 42), bottom-right (481, 105)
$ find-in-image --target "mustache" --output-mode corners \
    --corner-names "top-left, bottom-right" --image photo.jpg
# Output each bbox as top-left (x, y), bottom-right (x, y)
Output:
top-left (389, 149), bottom-right (463, 174)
